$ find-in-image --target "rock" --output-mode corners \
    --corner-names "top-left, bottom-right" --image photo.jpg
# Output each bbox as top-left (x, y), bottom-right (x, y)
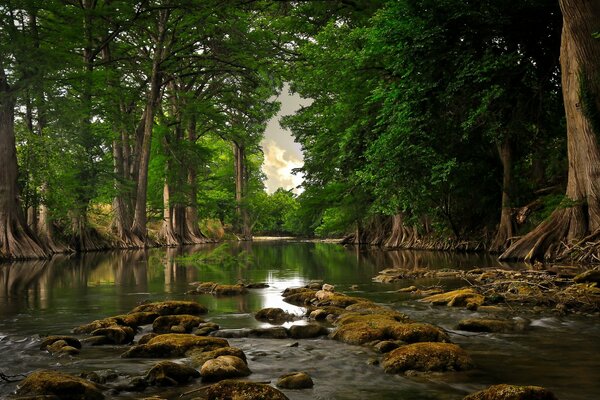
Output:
top-left (80, 370), bottom-right (118, 384)
top-left (81, 336), bottom-right (113, 346)
top-left (282, 287), bottom-right (316, 296)
top-left (307, 306), bottom-right (346, 321)
top-left (138, 333), bottom-right (159, 344)
top-left (288, 323), bottom-right (328, 339)
top-left (121, 334), bottom-right (228, 358)
top-left (205, 380), bottom-right (289, 400)
top-left (153, 314), bottom-right (204, 334)
top-left (115, 312), bottom-right (159, 327)
top-left (249, 327), bottom-right (288, 339)
top-left (187, 346), bottom-right (247, 368)
top-left (420, 288), bottom-right (485, 308)
top-left (283, 290), bottom-right (318, 306)
top-left (573, 268), bottom-right (600, 285)
top-left (73, 318), bottom-right (119, 334)
top-left (113, 376), bottom-right (148, 392)
top-left (305, 280), bottom-right (324, 290)
top-left (211, 329), bottom-right (252, 338)
top-left (47, 340), bottom-right (80, 356)
top-left (245, 283), bottom-right (270, 289)
top-left (91, 326), bottom-right (135, 344)
top-left (191, 282), bottom-right (248, 296)
top-left (16, 370), bottom-right (104, 400)
top-left (276, 372), bottom-right (314, 389)
top-left (129, 301), bottom-right (208, 316)
top-left (332, 315), bottom-right (448, 346)
top-left (322, 283), bottom-right (335, 292)
top-left (456, 318), bottom-right (527, 333)
top-left (314, 293), bottom-right (368, 308)
top-left (200, 355), bottom-right (251, 382)
top-left (382, 342), bottom-right (474, 374)
top-left (145, 361), bottom-right (200, 386)
top-left (194, 322), bottom-right (220, 336)
top-left (463, 384), bottom-right (558, 400)
top-left (373, 340), bottom-right (402, 353)
top-left (40, 336), bottom-right (82, 351)
top-left (255, 307), bottom-right (295, 323)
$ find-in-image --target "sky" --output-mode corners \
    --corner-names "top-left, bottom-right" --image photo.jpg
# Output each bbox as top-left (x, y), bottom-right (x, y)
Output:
top-left (261, 85), bottom-right (310, 194)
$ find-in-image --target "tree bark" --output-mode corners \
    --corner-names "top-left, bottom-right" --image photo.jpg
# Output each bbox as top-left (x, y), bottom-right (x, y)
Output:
top-left (0, 69), bottom-right (48, 260)
top-left (185, 117), bottom-right (210, 243)
top-left (491, 138), bottom-right (515, 252)
top-left (500, 0), bottom-right (600, 261)
top-left (130, 10), bottom-right (169, 246)
top-left (233, 141), bottom-right (251, 240)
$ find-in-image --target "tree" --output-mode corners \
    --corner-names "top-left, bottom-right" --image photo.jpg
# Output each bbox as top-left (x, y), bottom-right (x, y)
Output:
top-left (501, 0), bottom-right (600, 261)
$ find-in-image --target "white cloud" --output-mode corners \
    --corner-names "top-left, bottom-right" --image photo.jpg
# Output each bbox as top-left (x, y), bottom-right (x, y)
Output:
top-left (261, 139), bottom-right (304, 194)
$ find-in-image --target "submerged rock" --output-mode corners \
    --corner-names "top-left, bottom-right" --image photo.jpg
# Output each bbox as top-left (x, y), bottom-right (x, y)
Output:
top-left (152, 314), bottom-right (204, 334)
top-left (91, 326), bottom-right (135, 345)
top-left (194, 322), bottom-right (220, 336)
top-left (288, 323), bottom-right (328, 339)
top-left (200, 355), bottom-right (251, 381)
top-left (382, 342), bottom-right (474, 374)
top-left (276, 372), bottom-right (314, 389)
top-left (16, 370), bottom-right (104, 400)
top-left (121, 334), bottom-right (228, 358)
top-left (129, 301), bottom-right (208, 316)
top-left (249, 327), bottom-right (289, 339)
top-left (420, 288), bottom-right (485, 308)
top-left (145, 361), bottom-right (200, 386)
top-left (456, 318), bottom-right (528, 333)
top-left (463, 384), bottom-right (558, 400)
top-left (205, 380), bottom-right (289, 400)
top-left (255, 307), bottom-right (295, 323)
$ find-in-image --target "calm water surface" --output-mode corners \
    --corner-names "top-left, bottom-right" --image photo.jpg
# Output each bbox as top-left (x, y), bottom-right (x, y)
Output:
top-left (0, 241), bottom-right (598, 399)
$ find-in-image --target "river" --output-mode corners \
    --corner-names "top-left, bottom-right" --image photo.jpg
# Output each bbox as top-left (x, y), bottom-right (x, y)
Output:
top-left (0, 241), bottom-right (598, 399)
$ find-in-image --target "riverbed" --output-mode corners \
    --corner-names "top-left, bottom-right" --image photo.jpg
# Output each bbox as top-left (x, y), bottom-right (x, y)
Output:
top-left (1, 241), bottom-right (599, 399)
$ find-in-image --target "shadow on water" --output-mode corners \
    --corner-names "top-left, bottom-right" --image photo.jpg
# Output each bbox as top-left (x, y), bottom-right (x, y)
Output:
top-left (0, 242), bottom-right (597, 399)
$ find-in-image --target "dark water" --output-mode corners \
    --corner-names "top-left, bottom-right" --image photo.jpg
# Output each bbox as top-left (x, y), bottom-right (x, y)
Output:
top-left (0, 241), bottom-right (598, 399)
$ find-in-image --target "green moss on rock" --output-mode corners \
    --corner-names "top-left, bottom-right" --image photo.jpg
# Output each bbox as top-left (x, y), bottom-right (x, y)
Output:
top-left (463, 384), bottom-right (558, 400)
top-left (121, 334), bottom-right (228, 358)
top-left (16, 370), bottom-right (104, 400)
top-left (129, 301), bottom-right (208, 316)
top-left (205, 380), bottom-right (289, 400)
top-left (382, 342), bottom-right (473, 374)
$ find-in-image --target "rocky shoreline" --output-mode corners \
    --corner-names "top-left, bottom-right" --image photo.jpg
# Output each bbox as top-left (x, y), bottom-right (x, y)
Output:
top-left (5, 274), bottom-right (574, 399)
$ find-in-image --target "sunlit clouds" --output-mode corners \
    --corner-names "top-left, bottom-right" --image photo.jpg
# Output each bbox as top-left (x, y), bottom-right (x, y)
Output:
top-left (262, 139), bottom-right (304, 194)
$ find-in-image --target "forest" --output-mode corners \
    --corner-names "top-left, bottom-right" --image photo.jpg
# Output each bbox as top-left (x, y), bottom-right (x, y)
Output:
top-left (1, 0), bottom-right (600, 264)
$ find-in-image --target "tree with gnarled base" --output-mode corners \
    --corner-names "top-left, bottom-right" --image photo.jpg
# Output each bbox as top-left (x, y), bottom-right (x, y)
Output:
top-left (501, 0), bottom-right (600, 261)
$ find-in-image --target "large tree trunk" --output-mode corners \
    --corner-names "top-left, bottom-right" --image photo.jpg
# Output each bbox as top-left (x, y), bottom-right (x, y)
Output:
top-left (500, 0), bottom-right (600, 261)
top-left (185, 117), bottom-right (210, 243)
top-left (130, 10), bottom-right (169, 246)
top-left (491, 138), bottom-right (515, 252)
top-left (0, 70), bottom-right (49, 260)
top-left (233, 141), bottom-right (251, 240)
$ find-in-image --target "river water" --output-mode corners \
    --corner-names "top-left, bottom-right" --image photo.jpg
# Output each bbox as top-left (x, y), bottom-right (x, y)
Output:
top-left (0, 241), bottom-right (598, 399)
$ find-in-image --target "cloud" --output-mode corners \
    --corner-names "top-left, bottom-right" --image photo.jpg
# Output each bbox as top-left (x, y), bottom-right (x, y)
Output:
top-left (261, 139), bottom-right (304, 194)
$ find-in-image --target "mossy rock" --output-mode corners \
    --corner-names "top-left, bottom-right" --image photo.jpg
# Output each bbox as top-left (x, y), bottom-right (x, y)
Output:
top-left (420, 288), bottom-right (485, 308)
top-left (276, 372), bottom-right (314, 389)
top-left (73, 318), bottom-right (119, 334)
top-left (255, 307), bottom-right (295, 323)
top-left (114, 312), bottom-right (159, 327)
top-left (288, 323), bottom-right (328, 339)
top-left (121, 334), bottom-right (228, 358)
top-left (332, 316), bottom-right (448, 346)
top-left (153, 314), bottom-right (204, 334)
top-left (47, 340), bottom-right (80, 356)
top-left (138, 333), bottom-right (159, 344)
top-left (144, 361), bottom-right (200, 386)
top-left (282, 287), bottom-right (316, 296)
top-left (192, 282), bottom-right (248, 296)
top-left (205, 380), bottom-right (289, 400)
top-left (194, 322), bottom-right (220, 336)
top-left (40, 336), bottom-right (82, 351)
top-left (248, 327), bottom-right (289, 339)
top-left (187, 346), bottom-right (247, 368)
top-left (16, 370), bottom-right (104, 400)
top-left (307, 306), bottom-right (346, 321)
top-left (200, 355), bottom-right (251, 382)
top-left (283, 290), bottom-right (318, 306)
top-left (314, 293), bottom-right (369, 308)
top-left (463, 384), bottom-right (558, 400)
top-left (456, 318), bottom-right (527, 333)
top-left (91, 326), bottom-right (135, 345)
top-left (335, 311), bottom-right (406, 327)
top-left (382, 342), bottom-right (473, 374)
top-left (129, 301), bottom-right (208, 316)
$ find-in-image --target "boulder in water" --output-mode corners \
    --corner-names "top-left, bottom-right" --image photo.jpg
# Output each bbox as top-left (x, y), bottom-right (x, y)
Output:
top-left (382, 342), bottom-right (473, 374)
top-left (152, 314), bottom-right (204, 334)
top-left (144, 361), bottom-right (200, 386)
top-left (205, 380), bottom-right (289, 400)
top-left (16, 370), bottom-right (104, 400)
top-left (129, 300), bottom-right (208, 316)
top-left (200, 355), bottom-right (251, 381)
top-left (255, 307), bottom-right (295, 323)
top-left (463, 384), bottom-right (558, 400)
top-left (121, 334), bottom-right (228, 358)
top-left (276, 372), bottom-right (314, 389)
